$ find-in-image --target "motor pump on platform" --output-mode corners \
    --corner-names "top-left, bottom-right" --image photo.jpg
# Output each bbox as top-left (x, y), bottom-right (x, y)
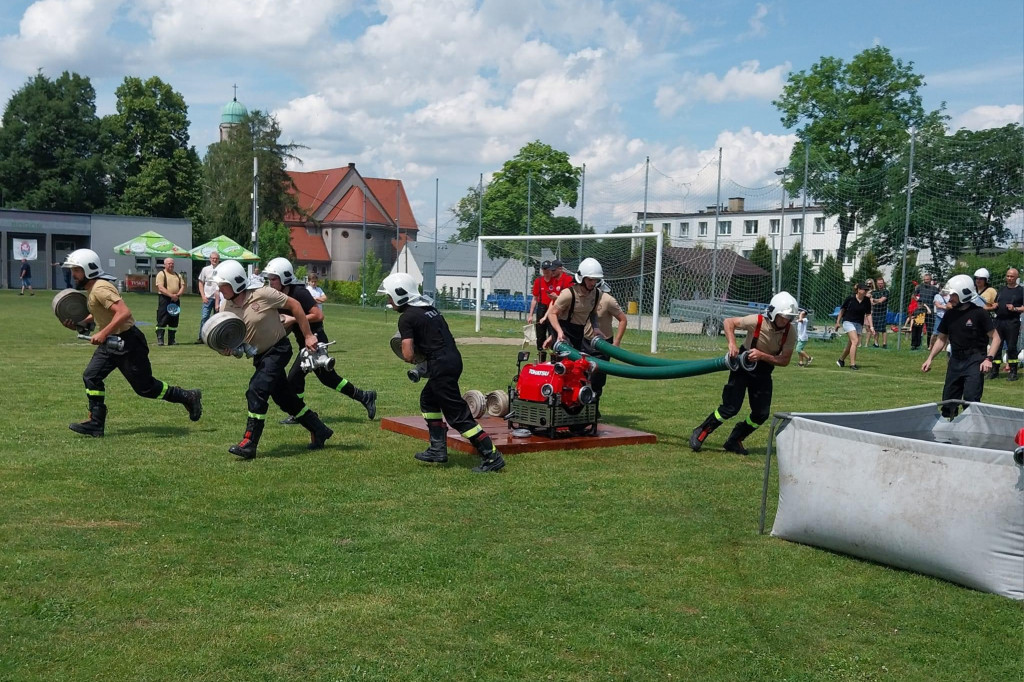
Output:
top-left (507, 350), bottom-right (600, 438)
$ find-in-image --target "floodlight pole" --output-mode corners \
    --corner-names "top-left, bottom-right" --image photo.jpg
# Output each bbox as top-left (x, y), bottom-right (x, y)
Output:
top-left (250, 156), bottom-right (259, 276)
top-left (896, 129), bottom-right (916, 352)
top-left (797, 140), bottom-right (809, 304)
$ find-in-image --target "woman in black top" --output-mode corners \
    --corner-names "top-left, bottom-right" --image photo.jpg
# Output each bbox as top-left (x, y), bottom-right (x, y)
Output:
top-left (834, 282), bottom-right (873, 370)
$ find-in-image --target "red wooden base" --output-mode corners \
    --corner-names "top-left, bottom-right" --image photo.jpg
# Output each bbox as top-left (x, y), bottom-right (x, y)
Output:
top-left (380, 415), bottom-right (657, 454)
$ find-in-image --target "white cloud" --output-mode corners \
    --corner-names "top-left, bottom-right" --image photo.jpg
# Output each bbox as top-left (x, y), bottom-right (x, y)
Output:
top-left (950, 105), bottom-right (1024, 131)
top-left (744, 3), bottom-right (769, 39)
top-left (0, 0), bottom-right (121, 71)
top-left (655, 60), bottom-right (790, 115)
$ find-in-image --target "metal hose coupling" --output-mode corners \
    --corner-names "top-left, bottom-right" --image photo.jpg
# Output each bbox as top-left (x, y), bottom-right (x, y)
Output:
top-left (77, 333), bottom-right (125, 351)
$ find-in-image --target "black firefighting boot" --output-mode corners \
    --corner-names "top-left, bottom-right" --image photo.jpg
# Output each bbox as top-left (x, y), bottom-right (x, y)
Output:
top-left (415, 422), bottom-right (449, 463)
top-left (156, 329), bottom-right (164, 346)
top-left (471, 434), bottom-right (505, 473)
top-left (354, 388), bottom-right (377, 420)
top-left (167, 330), bottom-right (177, 346)
top-left (1009, 363), bottom-right (1019, 382)
top-left (70, 400), bottom-right (107, 437)
top-left (229, 418), bottom-right (265, 459)
top-left (689, 413), bottom-right (722, 452)
top-left (988, 361), bottom-right (1001, 380)
top-left (723, 421), bottom-right (758, 456)
top-left (296, 410), bottom-right (334, 450)
top-left (164, 387), bottom-right (203, 421)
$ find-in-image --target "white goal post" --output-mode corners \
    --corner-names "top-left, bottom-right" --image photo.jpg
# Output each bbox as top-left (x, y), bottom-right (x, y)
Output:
top-left (475, 230), bottom-right (664, 353)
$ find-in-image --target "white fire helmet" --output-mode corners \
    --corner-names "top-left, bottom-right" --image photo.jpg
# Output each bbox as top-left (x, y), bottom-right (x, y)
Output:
top-left (574, 257), bottom-right (605, 284)
top-left (378, 272), bottom-right (431, 308)
top-left (212, 260), bottom-right (251, 294)
top-left (262, 257), bottom-right (297, 286)
top-left (766, 291), bottom-right (799, 322)
top-left (973, 268), bottom-right (990, 281)
top-left (62, 248), bottom-right (112, 281)
top-left (946, 274), bottom-right (979, 305)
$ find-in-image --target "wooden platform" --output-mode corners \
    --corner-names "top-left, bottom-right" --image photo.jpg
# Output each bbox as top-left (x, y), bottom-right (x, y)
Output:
top-left (381, 415), bottom-right (657, 454)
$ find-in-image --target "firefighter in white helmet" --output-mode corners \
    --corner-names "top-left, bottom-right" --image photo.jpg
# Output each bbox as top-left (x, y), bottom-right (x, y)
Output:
top-left (60, 249), bottom-right (202, 437)
top-left (379, 272), bottom-right (505, 473)
top-left (263, 257), bottom-right (377, 421)
top-left (689, 291), bottom-right (798, 455)
top-left (922, 274), bottom-right (1002, 418)
top-left (213, 259), bottom-right (333, 459)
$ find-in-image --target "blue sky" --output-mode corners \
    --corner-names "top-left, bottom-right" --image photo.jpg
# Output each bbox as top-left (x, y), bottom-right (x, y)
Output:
top-left (0, 0), bottom-right (1021, 237)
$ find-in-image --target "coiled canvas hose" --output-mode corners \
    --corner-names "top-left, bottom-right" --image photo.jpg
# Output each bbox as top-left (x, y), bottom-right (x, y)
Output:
top-left (485, 390), bottom-right (510, 417)
top-left (463, 390), bottom-right (487, 418)
top-left (553, 340), bottom-right (733, 379)
top-left (390, 331), bottom-right (426, 363)
top-left (202, 312), bottom-right (246, 351)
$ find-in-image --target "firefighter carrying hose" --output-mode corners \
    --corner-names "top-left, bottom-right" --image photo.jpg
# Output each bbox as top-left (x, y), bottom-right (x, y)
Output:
top-left (379, 272), bottom-right (505, 473)
top-left (262, 257), bottom-right (378, 422)
top-left (689, 291), bottom-right (798, 455)
top-left (60, 249), bottom-right (202, 437)
top-left (213, 259), bottom-right (333, 459)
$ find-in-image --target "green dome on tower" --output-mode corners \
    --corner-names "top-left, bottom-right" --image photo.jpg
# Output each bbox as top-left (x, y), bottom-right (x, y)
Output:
top-left (221, 98), bottom-right (247, 125)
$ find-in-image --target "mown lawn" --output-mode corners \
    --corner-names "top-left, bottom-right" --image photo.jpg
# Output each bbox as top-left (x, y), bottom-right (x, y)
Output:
top-left (0, 291), bottom-right (1020, 681)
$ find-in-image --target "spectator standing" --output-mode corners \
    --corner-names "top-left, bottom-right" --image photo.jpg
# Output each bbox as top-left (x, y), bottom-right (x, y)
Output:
top-left (795, 309), bottom-right (812, 367)
top-left (53, 252), bottom-right (74, 288)
top-left (19, 259), bottom-right (33, 295)
top-left (835, 283), bottom-right (873, 370)
top-left (860, 280), bottom-right (876, 348)
top-left (932, 286), bottom-right (950, 337)
top-left (974, 268), bottom-right (998, 312)
top-left (527, 261), bottom-right (556, 352)
top-left (990, 267), bottom-right (1023, 381)
top-left (194, 251), bottom-right (221, 343)
top-left (306, 273), bottom-right (327, 310)
top-left (922, 274), bottom-right (1001, 419)
top-left (155, 257), bottom-right (185, 346)
top-left (914, 273), bottom-right (940, 348)
top-left (870, 277), bottom-right (889, 348)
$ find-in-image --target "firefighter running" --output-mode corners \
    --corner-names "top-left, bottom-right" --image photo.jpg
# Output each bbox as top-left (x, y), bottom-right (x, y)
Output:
top-left (262, 258), bottom-right (378, 422)
top-left (689, 291), bottom-right (798, 455)
top-left (213, 259), bottom-right (333, 459)
top-left (60, 249), bottom-right (202, 437)
top-left (379, 272), bottom-right (505, 473)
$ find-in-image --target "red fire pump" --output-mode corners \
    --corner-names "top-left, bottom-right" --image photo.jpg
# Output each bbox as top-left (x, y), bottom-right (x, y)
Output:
top-left (507, 351), bottom-right (599, 438)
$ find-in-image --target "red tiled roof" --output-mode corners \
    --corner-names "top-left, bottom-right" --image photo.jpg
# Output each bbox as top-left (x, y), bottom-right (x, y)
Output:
top-left (285, 166), bottom-right (418, 231)
top-left (289, 226), bottom-right (330, 262)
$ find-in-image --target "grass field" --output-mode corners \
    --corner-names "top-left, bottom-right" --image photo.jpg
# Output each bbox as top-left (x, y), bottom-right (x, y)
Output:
top-left (1, 290), bottom-right (1020, 681)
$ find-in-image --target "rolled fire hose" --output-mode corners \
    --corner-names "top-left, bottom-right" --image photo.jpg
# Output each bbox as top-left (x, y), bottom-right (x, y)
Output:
top-left (463, 390), bottom-right (486, 419)
top-left (202, 312), bottom-right (248, 352)
top-left (390, 331), bottom-right (426, 363)
top-left (591, 337), bottom-right (758, 373)
top-left (485, 390), bottom-right (510, 417)
top-left (53, 289), bottom-right (90, 326)
top-left (553, 340), bottom-right (732, 380)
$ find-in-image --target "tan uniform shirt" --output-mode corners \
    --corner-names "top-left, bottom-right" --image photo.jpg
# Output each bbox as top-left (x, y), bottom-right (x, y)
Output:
top-left (978, 286), bottom-right (997, 307)
top-left (88, 280), bottom-right (135, 335)
top-left (585, 293), bottom-right (623, 341)
top-left (157, 269), bottom-right (185, 296)
top-left (221, 286), bottom-right (291, 354)
top-left (734, 313), bottom-right (797, 356)
top-left (550, 284), bottom-right (599, 326)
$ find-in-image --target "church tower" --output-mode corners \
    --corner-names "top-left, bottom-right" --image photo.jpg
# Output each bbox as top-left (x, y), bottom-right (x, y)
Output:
top-left (219, 86), bottom-right (248, 142)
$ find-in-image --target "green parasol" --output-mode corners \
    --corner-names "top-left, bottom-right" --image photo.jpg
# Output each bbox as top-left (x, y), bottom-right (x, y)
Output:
top-left (113, 231), bottom-right (191, 257)
top-left (189, 235), bottom-right (259, 263)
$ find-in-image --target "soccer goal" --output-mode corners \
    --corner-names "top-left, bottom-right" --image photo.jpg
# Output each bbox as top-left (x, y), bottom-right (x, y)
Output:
top-left (473, 231), bottom-right (665, 352)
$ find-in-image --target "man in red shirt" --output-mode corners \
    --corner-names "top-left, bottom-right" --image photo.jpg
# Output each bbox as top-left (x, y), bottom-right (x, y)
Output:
top-left (553, 259), bottom-right (575, 290)
top-left (527, 261), bottom-right (557, 351)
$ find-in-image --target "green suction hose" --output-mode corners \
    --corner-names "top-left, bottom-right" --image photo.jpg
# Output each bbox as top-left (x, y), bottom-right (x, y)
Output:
top-left (553, 341), bottom-right (731, 379)
top-left (591, 338), bottom-right (696, 366)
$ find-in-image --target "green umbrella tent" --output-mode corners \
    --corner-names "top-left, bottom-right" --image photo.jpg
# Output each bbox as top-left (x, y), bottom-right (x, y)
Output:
top-left (189, 235), bottom-right (259, 263)
top-left (113, 231), bottom-right (191, 257)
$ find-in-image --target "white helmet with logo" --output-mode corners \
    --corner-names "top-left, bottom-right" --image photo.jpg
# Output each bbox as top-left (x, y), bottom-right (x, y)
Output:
top-left (973, 268), bottom-right (990, 281)
top-left (62, 248), bottom-right (112, 280)
top-left (212, 259), bottom-right (251, 294)
top-left (574, 257), bottom-right (604, 284)
top-left (766, 291), bottom-right (799, 321)
top-left (946, 274), bottom-right (978, 305)
top-left (263, 257), bottom-right (297, 286)
top-left (378, 272), bottom-right (431, 308)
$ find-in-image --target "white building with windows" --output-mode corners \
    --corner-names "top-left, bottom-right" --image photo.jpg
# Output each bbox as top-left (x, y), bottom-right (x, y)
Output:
top-left (636, 197), bottom-right (865, 278)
